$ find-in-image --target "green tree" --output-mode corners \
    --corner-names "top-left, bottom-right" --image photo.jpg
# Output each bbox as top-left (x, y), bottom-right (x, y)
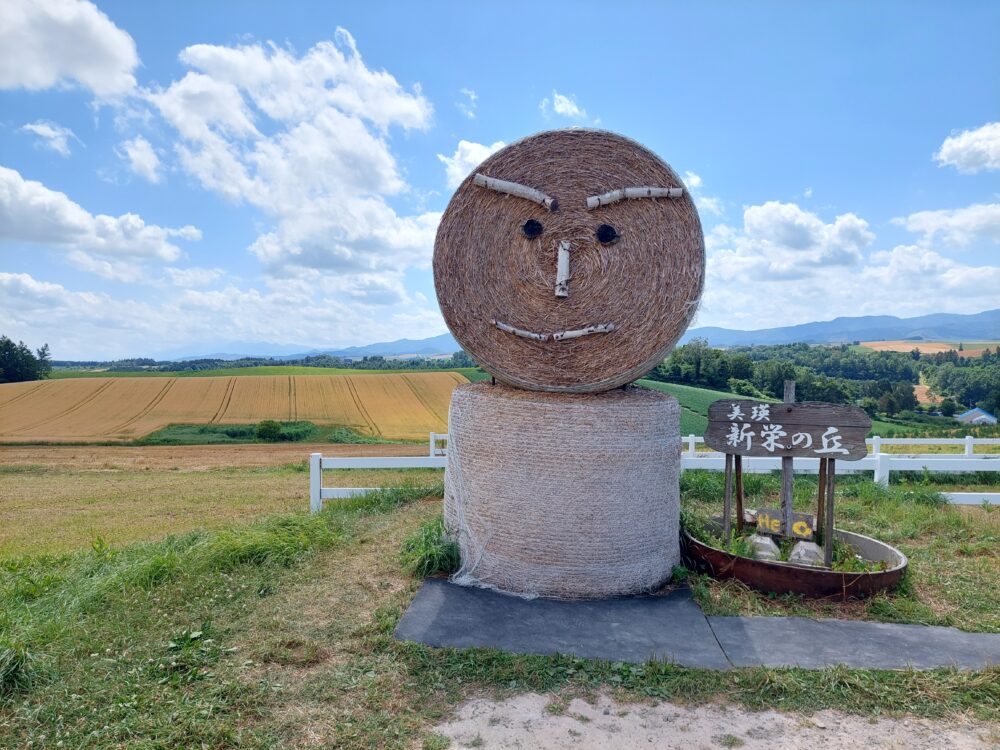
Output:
top-left (939, 398), bottom-right (958, 417)
top-left (0, 336), bottom-right (47, 383)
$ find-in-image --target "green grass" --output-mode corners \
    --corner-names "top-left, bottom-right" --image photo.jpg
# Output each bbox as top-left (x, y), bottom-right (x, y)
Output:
top-left (3, 484), bottom-right (998, 748)
top-left (50, 366), bottom-right (482, 379)
top-left (136, 421), bottom-right (400, 446)
top-left (637, 380), bottom-right (771, 436)
top-left (1, 477), bottom-right (998, 748)
top-left (399, 515), bottom-right (460, 578)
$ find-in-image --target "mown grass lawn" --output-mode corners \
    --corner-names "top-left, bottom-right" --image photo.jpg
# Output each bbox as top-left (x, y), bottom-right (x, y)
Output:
top-left (2, 462), bottom-right (1000, 747)
top-left (0, 464), bottom-right (443, 555)
top-left (2, 482), bottom-right (998, 749)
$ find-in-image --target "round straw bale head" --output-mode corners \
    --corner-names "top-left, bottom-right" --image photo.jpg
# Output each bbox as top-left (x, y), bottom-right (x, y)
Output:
top-left (444, 382), bottom-right (681, 599)
top-left (434, 129), bottom-right (704, 393)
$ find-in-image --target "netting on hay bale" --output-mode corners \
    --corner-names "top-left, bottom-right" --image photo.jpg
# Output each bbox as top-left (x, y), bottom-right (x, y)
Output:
top-left (444, 383), bottom-right (681, 600)
top-left (434, 128), bottom-right (705, 394)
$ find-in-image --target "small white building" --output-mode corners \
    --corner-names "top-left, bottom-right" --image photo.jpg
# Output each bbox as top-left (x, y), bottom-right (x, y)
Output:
top-left (955, 407), bottom-right (998, 426)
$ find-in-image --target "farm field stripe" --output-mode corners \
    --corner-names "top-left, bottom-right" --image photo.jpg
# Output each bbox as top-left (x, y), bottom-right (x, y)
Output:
top-left (345, 376), bottom-right (381, 436)
top-left (0, 381), bottom-right (47, 408)
top-left (211, 378), bottom-right (237, 424)
top-left (105, 378), bottom-right (178, 437)
top-left (401, 374), bottom-right (449, 425)
top-left (10, 380), bottom-right (116, 435)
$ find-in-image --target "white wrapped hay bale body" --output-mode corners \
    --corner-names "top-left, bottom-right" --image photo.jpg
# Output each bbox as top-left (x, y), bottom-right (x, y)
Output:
top-left (444, 382), bottom-right (680, 599)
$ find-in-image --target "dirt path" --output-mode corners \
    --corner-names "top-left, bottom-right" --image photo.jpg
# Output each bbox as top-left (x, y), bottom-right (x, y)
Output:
top-left (433, 692), bottom-right (999, 749)
top-left (0, 442), bottom-right (426, 470)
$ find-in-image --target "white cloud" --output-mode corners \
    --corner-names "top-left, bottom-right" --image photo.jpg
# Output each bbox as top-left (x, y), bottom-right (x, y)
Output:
top-left (683, 171), bottom-right (703, 189)
top-left (683, 171), bottom-right (723, 217)
top-left (804, 187), bottom-right (813, 199)
top-left (895, 203), bottom-right (1000, 247)
top-left (539, 90), bottom-right (587, 120)
top-left (934, 122), bottom-right (1000, 174)
top-left (0, 165), bottom-right (199, 263)
top-left (145, 29), bottom-right (439, 290)
top-left (437, 139), bottom-right (505, 189)
top-left (118, 136), bottom-right (162, 183)
top-left (708, 202), bottom-right (873, 285)
top-left (20, 120), bottom-right (78, 156)
top-left (0, 271), bottom-right (447, 359)
top-left (695, 201), bottom-right (999, 330)
top-left (165, 266), bottom-right (224, 287)
top-left (0, 0), bottom-right (138, 97)
top-left (66, 250), bottom-right (146, 283)
top-left (551, 91), bottom-right (586, 118)
top-left (456, 87), bottom-right (477, 119)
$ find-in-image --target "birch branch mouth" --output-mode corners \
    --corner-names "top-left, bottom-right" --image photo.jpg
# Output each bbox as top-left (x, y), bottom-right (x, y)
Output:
top-left (492, 319), bottom-right (616, 342)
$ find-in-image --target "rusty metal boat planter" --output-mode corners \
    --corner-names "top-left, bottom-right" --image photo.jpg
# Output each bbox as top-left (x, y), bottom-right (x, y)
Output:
top-left (682, 526), bottom-right (908, 600)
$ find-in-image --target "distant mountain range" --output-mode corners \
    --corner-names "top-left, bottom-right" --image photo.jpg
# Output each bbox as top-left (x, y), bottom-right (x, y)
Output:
top-left (164, 308), bottom-right (998, 361)
top-left (678, 308), bottom-right (1000, 347)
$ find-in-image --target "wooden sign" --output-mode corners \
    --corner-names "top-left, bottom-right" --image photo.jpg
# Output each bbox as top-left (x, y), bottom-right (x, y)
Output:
top-left (755, 508), bottom-right (815, 540)
top-left (705, 400), bottom-right (871, 461)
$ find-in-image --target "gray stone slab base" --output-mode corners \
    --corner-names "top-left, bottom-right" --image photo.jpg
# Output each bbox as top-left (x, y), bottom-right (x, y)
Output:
top-left (709, 615), bottom-right (1000, 670)
top-left (395, 578), bottom-right (731, 669)
top-left (396, 579), bottom-right (1000, 671)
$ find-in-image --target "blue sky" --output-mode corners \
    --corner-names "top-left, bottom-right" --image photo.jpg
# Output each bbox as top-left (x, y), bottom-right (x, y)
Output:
top-left (1, 0), bottom-right (998, 359)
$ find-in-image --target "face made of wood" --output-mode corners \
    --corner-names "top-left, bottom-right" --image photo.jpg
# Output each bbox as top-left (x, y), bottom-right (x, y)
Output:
top-left (433, 129), bottom-right (706, 393)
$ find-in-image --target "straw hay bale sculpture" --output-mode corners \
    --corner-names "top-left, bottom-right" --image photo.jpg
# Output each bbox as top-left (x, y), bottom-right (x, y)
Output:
top-left (434, 129), bottom-right (704, 599)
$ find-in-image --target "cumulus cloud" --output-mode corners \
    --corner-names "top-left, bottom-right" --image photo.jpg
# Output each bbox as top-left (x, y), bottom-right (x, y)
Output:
top-left (118, 135), bottom-right (162, 183)
top-left (20, 120), bottom-right (78, 156)
top-left (934, 122), bottom-right (1000, 173)
top-left (0, 271), bottom-right (446, 359)
top-left (437, 139), bottom-right (505, 189)
top-left (894, 203), bottom-right (1000, 247)
top-left (683, 170), bottom-right (723, 217)
top-left (0, 0), bottom-right (138, 97)
top-left (711, 201), bottom-right (873, 280)
top-left (695, 201), bottom-right (999, 330)
top-left (0, 165), bottom-right (199, 264)
top-left (456, 87), bottom-right (477, 119)
top-left (145, 29), bottom-right (439, 292)
top-left (164, 266), bottom-right (224, 288)
top-left (539, 90), bottom-right (587, 119)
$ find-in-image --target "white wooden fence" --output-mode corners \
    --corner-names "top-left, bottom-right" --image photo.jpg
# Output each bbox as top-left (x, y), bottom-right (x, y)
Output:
top-left (309, 434), bottom-right (1000, 513)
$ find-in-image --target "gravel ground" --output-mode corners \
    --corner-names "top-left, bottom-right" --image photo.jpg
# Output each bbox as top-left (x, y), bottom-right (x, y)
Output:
top-left (432, 692), bottom-right (1000, 749)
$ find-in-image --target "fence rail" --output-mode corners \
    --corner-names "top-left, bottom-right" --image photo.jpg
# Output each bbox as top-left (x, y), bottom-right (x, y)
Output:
top-left (309, 433), bottom-right (1000, 513)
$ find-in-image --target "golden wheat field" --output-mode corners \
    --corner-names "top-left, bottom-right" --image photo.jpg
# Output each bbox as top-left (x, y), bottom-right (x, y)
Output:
top-left (860, 340), bottom-right (995, 357)
top-left (0, 372), bottom-right (466, 443)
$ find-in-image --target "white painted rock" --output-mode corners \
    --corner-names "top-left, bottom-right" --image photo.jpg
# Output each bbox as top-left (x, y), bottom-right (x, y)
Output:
top-left (749, 534), bottom-right (780, 561)
top-left (790, 541), bottom-right (825, 567)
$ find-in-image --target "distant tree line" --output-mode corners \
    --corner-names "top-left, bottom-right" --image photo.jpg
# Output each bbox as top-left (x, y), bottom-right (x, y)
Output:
top-left (650, 339), bottom-right (1000, 417)
top-left (0, 336), bottom-right (51, 383)
top-left (55, 350), bottom-right (478, 374)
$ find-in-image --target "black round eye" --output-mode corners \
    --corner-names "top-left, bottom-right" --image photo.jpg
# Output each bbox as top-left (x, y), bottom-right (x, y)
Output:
top-left (596, 224), bottom-right (619, 245)
top-left (522, 219), bottom-right (543, 239)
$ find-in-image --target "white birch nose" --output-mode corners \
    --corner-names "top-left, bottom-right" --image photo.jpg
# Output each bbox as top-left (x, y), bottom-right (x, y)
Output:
top-left (555, 240), bottom-right (570, 297)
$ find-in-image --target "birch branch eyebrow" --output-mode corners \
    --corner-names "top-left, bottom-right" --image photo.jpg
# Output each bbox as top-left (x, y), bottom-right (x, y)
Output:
top-left (586, 186), bottom-right (683, 209)
top-left (474, 173), bottom-right (558, 211)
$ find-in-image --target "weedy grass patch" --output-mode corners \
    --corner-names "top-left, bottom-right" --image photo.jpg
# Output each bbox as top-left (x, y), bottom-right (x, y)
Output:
top-left (399, 515), bottom-right (460, 578)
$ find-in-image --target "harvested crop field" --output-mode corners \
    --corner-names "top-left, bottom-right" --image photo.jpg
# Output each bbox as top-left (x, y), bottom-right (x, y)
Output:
top-left (0, 372), bottom-right (465, 443)
top-left (0, 442), bottom-right (427, 471)
top-left (861, 340), bottom-right (996, 357)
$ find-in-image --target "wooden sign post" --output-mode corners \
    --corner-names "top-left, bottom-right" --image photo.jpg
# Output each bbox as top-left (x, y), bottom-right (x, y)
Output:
top-left (705, 387), bottom-right (871, 567)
